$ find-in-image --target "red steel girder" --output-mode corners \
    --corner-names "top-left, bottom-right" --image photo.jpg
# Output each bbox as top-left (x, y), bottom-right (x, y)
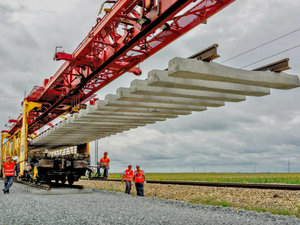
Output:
top-left (8, 0), bottom-right (235, 135)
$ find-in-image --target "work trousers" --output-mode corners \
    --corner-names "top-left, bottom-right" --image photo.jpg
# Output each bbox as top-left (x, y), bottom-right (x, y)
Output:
top-left (124, 181), bottom-right (132, 194)
top-left (98, 166), bottom-right (109, 178)
top-left (96, 166), bottom-right (100, 177)
top-left (135, 182), bottom-right (144, 196)
top-left (4, 176), bottom-right (14, 192)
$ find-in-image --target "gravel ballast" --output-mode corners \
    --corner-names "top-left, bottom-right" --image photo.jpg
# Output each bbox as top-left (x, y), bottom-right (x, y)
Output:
top-left (77, 180), bottom-right (300, 216)
top-left (0, 183), bottom-right (299, 225)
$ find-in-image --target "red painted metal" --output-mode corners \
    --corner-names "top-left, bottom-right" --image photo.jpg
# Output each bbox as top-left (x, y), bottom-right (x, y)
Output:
top-left (7, 0), bottom-right (235, 135)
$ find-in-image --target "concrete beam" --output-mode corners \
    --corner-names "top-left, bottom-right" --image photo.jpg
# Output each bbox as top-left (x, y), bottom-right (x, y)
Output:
top-left (75, 117), bottom-right (157, 124)
top-left (117, 88), bottom-right (224, 107)
top-left (86, 108), bottom-right (178, 118)
top-left (79, 109), bottom-right (166, 122)
top-left (95, 100), bottom-right (192, 115)
top-left (168, 57), bottom-right (300, 89)
top-left (147, 70), bottom-right (270, 96)
top-left (130, 80), bottom-right (245, 102)
top-left (105, 95), bottom-right (207, 112)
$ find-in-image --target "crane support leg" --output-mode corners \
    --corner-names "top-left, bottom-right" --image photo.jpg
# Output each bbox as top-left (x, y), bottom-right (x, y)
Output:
top-left (19, 100), bottom-right (41, 176)
top-left (0, 133), bottom-right (10, 177)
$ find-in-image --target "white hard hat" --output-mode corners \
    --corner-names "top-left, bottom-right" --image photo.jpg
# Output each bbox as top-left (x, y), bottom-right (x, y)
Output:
top-left (13, 156), bottom-right (18, 161)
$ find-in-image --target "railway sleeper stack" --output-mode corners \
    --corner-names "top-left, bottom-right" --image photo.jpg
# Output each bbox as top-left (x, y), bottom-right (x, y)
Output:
top-left (30, 57), bottom-right (300, 148)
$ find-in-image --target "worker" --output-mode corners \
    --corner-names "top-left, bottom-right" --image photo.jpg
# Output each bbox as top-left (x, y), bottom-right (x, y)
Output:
top-left (122, 164), bottom-right (134, 194)
top-left (133, 164), bottom-right (146, 197)
top-left (99, 152), bottom-right (110, 179)
top-left (2, 156), bottom-right (18, 194)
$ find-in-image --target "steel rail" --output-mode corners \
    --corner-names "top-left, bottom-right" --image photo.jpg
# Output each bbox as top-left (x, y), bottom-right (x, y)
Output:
top-left (86, 178), bottom-right (300, 191)
top-left (15, 179), bottom-right (51, 190)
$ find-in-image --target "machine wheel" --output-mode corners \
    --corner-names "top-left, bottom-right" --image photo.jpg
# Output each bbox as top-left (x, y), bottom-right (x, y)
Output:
top-left (45, 176), bottom-right (51, 185)
top-left (67, 175), bottom-right (75, 186)
top-left (34, 178), bottom-right (40, 185)
top-left (61, 177), bottom-right (66, 184)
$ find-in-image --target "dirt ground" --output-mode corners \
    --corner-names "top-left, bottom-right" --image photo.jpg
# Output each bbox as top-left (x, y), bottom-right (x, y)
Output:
top-left (76, 180), bottom-right (300, 217)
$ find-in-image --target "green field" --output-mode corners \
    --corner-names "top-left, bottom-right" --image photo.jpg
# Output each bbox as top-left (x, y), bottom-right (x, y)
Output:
top-left (108, 173), bottom-right (300, 184)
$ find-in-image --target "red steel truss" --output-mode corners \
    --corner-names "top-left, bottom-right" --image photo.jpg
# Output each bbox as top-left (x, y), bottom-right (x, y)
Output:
top-left (7, 0), bottom-right (234, 135)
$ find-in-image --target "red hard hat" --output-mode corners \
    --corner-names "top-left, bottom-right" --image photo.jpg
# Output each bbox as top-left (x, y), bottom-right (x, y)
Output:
top-left (104, 152), bottom-right (108, 155)
top-left (6, 156), bottom-right (11, 159)
top-left (128, 164), bottom-right (132, 168)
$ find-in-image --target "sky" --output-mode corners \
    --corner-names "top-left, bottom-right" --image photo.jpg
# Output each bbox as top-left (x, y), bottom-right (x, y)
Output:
top-left (0, 0), bottom-right (300, 173)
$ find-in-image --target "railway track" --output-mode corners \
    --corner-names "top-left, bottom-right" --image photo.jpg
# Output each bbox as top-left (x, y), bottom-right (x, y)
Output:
top-left (84, 177), bottom-right (300, 191)
top-left (14, 179), bottom-right (84, 190)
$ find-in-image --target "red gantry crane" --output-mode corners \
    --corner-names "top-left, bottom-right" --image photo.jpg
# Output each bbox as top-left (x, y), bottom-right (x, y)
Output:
top-left (9, 0), bottom-right (234, 135)
top-left (1, 0), bottom-right (234, 184)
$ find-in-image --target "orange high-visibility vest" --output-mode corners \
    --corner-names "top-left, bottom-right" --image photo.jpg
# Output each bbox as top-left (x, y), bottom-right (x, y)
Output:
top-left (123, 169), bottom-right (133, 181)
top-left (134, 170), bottom-right (144, 183)
top-left (100, 157), bottom-right (110, 167)
top-left (3, 162), bottom-right (16, 176)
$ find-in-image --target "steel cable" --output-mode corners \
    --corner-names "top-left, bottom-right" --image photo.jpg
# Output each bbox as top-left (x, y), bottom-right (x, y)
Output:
top-left (221, 27), bottom-right (300, 63)
top-left (240, 43), bottom-right (300, 69)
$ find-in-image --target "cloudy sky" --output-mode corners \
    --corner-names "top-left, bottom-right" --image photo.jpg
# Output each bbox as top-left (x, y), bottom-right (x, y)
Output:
top-left (1, 0), bottom-right (300, 173)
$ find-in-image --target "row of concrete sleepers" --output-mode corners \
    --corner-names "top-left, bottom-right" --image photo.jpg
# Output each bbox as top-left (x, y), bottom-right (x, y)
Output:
top-left (30, 57), bottom-right (300, 148)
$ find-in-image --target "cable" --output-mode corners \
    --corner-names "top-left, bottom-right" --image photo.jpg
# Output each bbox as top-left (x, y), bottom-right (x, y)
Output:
top-left (240, 44), bottom-right (300, 69)
top-left (221, 27), bottom-right (300, 63)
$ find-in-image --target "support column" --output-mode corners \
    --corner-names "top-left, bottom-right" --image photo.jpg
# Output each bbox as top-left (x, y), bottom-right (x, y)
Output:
top-left (19, 100), bottom-right (41, 176)
top-left (0, 133), bottom-right (10, 177)
top-left (12, 135), bottom-right (16, 157)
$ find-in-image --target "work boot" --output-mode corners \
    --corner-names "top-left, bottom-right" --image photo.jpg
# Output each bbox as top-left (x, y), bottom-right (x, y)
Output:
top-left (3, 189), bottom-right (6, 194)
top-left (7, 190), bottom-right (9, 194)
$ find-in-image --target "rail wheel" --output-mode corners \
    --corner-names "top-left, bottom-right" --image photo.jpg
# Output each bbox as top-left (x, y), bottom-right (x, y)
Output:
top-left (67, 175), bottom-right (74, 186)
top-left (45, 176), bottom-right (51, 185)
top-left (61, 176), bottom-right (66, 184)
top-left (34, 178), bottom-right (40, 185)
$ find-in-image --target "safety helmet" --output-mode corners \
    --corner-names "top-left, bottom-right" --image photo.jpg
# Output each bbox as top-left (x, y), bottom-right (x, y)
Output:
top-left (104, 152), bottom-right (108, 155)
top-left (136, 164), bottom-right (140, 167)
top-left (128, 164), bottom-right (132, 168)
top-left (6, 156), bottom-right (11, 160)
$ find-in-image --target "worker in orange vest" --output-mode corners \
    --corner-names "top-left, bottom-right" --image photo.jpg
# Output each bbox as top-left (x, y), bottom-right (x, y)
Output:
top-left (133, 164), bottom-right (146, 196)
top-left (99, 152), bottom-right (110, 178)
top-left (122, 164), bottom-right (134, 194)
top-left (2, 156), bottom-right (18, 194)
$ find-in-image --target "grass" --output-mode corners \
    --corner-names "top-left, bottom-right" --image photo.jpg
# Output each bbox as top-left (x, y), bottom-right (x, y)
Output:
top-left (244, 206), bottom-right (296, 217)
top-left (189, 197), bottom-right (233, 207)
top-left (189, 197), bottom-right (299, 218)
top-left (108, 172), bottom-right (300, 184)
